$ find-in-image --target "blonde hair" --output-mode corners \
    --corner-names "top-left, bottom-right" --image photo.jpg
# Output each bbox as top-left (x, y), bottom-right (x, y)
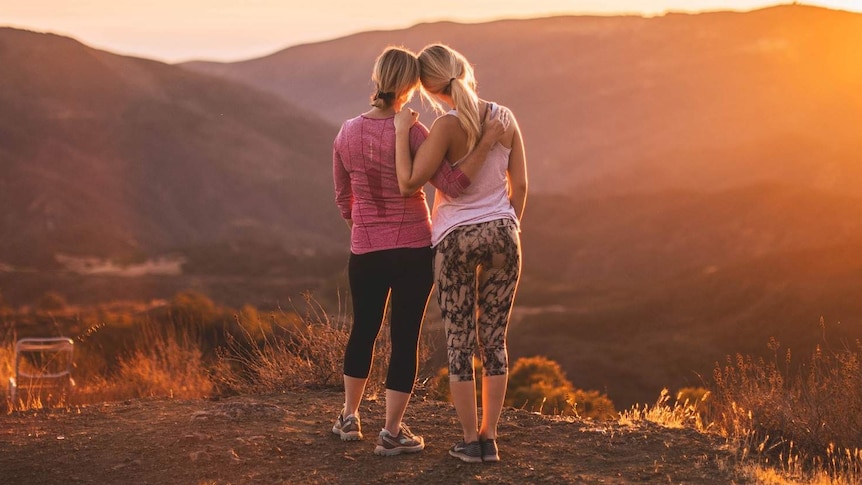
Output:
top-left (370, 47), bottom-right (420, 109)
top-left (418, 44), bottom-right (481, 150)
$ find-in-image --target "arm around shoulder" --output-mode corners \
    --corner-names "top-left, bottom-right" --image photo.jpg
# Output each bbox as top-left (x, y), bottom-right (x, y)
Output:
top-left (396, 114), bottom-right (453, 196)
top-left (450, 104), bottom-right (508, 181)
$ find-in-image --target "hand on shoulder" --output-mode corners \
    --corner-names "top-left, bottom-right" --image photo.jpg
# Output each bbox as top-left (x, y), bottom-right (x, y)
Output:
top-left (479, 104), bottom-right (511, 148)
top-left (394, 108), bottom-right (419, 134)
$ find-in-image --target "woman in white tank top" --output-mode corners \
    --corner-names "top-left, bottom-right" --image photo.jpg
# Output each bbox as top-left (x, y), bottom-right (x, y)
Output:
top-left (394, 43), bottom-right (528, 464)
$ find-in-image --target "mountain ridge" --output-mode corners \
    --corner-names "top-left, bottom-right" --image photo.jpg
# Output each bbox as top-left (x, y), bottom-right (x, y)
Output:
top-left (0, 27), bottom-right (346, 268)
top-left (184, 4), bottom-right (862, 196)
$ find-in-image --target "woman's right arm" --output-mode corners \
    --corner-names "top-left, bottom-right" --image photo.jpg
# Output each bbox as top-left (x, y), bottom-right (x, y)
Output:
top-left (394, 110), bottom-right (450, 196)
top-left (506, 115), bottom-right (528, 221)
top-left (394, 109), bottom-right (507, 196)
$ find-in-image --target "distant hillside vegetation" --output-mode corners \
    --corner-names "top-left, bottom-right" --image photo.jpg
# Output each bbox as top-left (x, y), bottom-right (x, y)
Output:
top-left (0, 27), bottom-right (344, 268)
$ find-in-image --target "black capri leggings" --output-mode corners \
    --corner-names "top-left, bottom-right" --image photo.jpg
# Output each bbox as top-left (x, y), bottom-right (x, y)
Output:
top-left (344, 246), bottom-right (433, 393)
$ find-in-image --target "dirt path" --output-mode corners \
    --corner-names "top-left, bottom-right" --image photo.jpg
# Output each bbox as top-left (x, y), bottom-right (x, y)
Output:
top-left (0, 389), bottom-right (744, 484)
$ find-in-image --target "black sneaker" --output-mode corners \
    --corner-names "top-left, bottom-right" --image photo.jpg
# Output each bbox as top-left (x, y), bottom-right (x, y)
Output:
top-left (332, 412), bottom-right (363, 441)
top-left (374, 423), bottom-right (425, 456)
top-left (480, 438), bottom-right (499, 462)
top-left (449, 440), bottom-right (483, 463)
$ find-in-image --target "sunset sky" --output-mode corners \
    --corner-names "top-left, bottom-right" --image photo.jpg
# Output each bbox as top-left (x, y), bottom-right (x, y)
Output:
top-left (2, 1), bottom-right (861, 62)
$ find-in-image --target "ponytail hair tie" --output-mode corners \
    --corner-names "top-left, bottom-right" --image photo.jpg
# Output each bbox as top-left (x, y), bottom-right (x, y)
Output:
top-left (444, 77), bottom-right (457, 94)
top-left (374, 91), bottom-right (396, 102)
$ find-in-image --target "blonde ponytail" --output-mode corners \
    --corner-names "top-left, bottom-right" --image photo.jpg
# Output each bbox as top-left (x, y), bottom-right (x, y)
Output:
top-left (417, 44), bottom-right (482, 150)
top-left (448, 78), bottom-right (481, 151)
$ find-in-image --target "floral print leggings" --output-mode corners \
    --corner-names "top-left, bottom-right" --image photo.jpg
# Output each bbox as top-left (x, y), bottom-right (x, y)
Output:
top-left (435, 218), bottom-right (521, 382)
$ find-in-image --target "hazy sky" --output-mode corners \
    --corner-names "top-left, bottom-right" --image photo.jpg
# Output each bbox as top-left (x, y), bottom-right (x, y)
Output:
top-left (2, 1), bottom-right (860, 63)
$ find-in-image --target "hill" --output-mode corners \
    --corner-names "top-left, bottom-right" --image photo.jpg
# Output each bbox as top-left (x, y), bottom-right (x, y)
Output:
top-left (0, 389), bottom-right (741, 484)
top-left (522, 185), bottom-right (862, 286)
top-left (185, 5), bottom-right (862, 196)
top-left (511, 186), bottom-right (862, 406)
top-left (0, 27), bottom-right (345, 270)
top-left (4, 7), bottom-right (862, 410)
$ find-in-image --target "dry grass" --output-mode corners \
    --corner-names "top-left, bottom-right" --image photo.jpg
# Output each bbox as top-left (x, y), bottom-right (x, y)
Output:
top-left (112, 320), bottom-right (213, 399)
top-left (212, 306), bottom-right (356, 394)
top-left (0, 338), bottom-right (14, 390)
top-left (3, 319), bottom-right (214, 411)
top-left (709, 321), bottom-right (862, 484)
top-left (619, 387), bottom-right (710, 430)
top-left (1, 292), bottom-right (437, 413)
top-left (212, 292), bottom-right (433, 401)
top-left (3, 295), bottom-right (860, 485)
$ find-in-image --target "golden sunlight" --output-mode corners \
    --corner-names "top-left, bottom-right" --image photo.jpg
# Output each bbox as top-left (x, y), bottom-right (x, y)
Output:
top-left (2, 0), bottom-right (861, 61)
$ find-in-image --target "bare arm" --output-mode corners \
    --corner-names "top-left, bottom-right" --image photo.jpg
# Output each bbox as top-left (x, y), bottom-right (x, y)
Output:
top-left (394, 108), bottom-right (507, 196)
top-left (506, 115), bottom-right (528, 221)
top-left (427, 115), bottom-right (505, 198)
top-left (394, 111), bottom-right (447, 196)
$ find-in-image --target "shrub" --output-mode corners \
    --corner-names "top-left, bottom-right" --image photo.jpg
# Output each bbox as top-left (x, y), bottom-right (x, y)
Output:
top-left (430, 355), bottom-right (617, 420)
top-left (428, 357), bottom-right (484, 403)
top-left (566, 387), bottom-right (617, 420)
top-left (507, 355), bottom-right (616, 419)
top-left (169, 290), bottom-right (219, 323)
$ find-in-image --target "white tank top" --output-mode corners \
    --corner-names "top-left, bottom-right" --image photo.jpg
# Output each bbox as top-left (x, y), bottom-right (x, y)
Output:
top-left (431, 102), bottom-right (519, 246)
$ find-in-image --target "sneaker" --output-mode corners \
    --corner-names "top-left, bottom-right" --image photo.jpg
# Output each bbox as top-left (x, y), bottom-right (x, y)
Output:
top-left (449, 440), bottom-right (483, 463)
top-left (374, 424), bottom-right (425, 456)
top-left (480, 438), bottom-right (500, 462)
top-left (332, 412), bottom-right (363, 441)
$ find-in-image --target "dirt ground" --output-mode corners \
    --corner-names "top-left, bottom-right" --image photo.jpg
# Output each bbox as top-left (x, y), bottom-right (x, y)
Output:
top-left (0, 388), bottom-right (746, 484)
